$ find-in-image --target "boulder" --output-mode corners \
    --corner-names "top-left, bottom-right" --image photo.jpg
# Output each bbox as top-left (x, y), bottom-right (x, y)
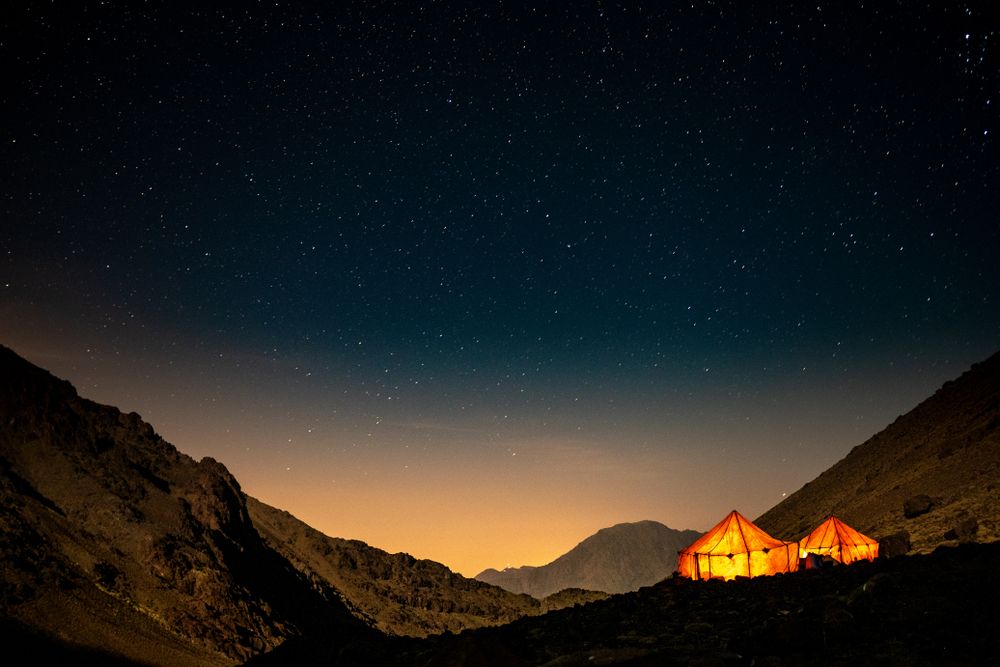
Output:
top-left (943, 517), bottom-right (979, 542)
top-left (878, 531), bottom-right (911, 558)
top-left (902, 494), bottom-right (933, 518)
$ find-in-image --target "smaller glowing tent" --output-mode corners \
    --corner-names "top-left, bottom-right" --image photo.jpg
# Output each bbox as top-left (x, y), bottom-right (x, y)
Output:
top-left (798, 515), bottom-right (879, 565)
top-left (677, 510), bottom-right (799, 581)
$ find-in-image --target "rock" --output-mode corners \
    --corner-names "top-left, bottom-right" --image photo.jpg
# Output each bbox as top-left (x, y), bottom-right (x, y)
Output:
top-left (189, 457), bottom-right (255, 545)
top-left (903, 494), bottom-right (933, 518)
top-left (943, 517), bottom-right (978, 542)
top-left (821, 598), bottom-right (854, 646)
top-left (878, 531), bottom-right (911, 558)
top-left (93, 561), bottom-right (121, 589)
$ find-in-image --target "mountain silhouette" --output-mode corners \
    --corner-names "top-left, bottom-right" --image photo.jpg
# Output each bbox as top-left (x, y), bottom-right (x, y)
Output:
top-left (476, 520), bottom-right (701, 597)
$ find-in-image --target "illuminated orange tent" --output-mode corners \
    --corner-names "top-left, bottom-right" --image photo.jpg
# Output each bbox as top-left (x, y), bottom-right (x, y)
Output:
top-left (677, 510), bottom-right (799, 581)
top-left (798, 515), bottom-right (879, 565)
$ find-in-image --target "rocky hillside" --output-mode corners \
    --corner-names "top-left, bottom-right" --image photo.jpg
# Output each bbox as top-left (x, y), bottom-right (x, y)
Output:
top-left (247, 497), bottom-right (606, 638)
top-left (0, 345), bottom-right (378, 665)
top-left (0, 345), bottom-right (592, 665)
top-left (0, 348), bottom-right (380, 665)
top-left (476, 520), bottom-right (701, 598)
top-left (756, 352), bottom-right (1000, 551)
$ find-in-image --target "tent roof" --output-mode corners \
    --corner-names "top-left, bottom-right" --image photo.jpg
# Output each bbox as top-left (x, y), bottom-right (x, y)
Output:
top-left (800, 515), bottom-right (878, 548)
top-left (680, 509), bottom-right (793, 556)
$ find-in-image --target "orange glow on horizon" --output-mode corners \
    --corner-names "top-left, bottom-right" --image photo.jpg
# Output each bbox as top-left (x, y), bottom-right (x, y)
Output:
top-left (229, 440), bottom-right (757, 577)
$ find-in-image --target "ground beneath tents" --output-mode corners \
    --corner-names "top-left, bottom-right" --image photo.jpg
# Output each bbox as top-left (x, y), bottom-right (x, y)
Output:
top-left (18, 541), bottom-right (998, 665)
top-left (385, 540), bottom-right (1000, 665)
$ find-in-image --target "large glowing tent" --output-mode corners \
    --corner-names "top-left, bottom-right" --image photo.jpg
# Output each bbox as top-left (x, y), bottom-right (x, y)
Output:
top-left (799, 515), bottom-right (879, 565)
top-left (677, 510), bottom-right (799, 580)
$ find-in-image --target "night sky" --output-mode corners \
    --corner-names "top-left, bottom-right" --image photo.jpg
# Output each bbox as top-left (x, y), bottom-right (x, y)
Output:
top-left (3, 2), bottom-right (998, 576)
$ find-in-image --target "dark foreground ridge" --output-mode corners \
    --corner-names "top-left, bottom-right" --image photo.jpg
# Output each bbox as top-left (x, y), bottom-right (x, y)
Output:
top-left (7, 541), bottom-right (1000, 665)
top-left (242, 540), bottom-right (1000, 665)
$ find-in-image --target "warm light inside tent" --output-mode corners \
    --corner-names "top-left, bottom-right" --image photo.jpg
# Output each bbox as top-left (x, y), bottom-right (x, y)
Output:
top-left (798, 515), bottom-right (879, 565)
top-left (677, 510), bottom-right (799, 581)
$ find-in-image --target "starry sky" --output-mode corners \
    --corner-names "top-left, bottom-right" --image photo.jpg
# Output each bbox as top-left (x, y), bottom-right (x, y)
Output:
top-left (2, 2), bottom-right (998, 576)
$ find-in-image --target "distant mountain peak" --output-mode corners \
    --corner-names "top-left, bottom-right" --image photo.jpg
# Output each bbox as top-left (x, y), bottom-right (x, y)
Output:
top-left (476, 520), bottom-right (701, 598)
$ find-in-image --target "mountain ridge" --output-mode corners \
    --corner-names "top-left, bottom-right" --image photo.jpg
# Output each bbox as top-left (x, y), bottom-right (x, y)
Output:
top-left (246, 495), bottom-right (607, 638)
top-left (0, 344), bottom-right (372, 665)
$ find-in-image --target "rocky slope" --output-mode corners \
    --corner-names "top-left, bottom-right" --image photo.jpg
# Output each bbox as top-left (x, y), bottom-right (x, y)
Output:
top-left (247, 497), bottom-right (606, 638)
top-left (476, 520), bottom-right (701, 598)
top-left (756, 352), bottom-right (1000, 551)
top-left (0, 345), bottom-right (594, 665)
top-left (0, 345), bottom-right (377, 665)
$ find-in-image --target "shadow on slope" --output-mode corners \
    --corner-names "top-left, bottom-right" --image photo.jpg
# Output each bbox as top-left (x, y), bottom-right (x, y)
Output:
top-left (0, 617), bottom-right (145, 667)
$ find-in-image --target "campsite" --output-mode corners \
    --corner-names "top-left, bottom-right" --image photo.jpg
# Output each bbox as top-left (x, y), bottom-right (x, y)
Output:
top-left (252, 539), bottom-right (1000, 666)
top-left (676, 511), bottom-right (879, 580)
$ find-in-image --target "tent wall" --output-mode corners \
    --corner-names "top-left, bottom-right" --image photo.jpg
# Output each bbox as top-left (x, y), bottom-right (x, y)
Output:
top-left (678, 543), bottom-right (798, 580)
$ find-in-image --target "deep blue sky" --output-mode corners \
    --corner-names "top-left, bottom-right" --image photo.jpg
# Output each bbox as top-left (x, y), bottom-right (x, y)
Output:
top-left (3, 1), bottom-right (997, 574)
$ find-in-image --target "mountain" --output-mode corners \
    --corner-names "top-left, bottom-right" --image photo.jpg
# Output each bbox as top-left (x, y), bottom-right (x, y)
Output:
top-left (476, 520), bottom-right (701, 598)
top-left (0, 345), bottom-right (588, 665)
top-left (756, 352), bottom-right (1000, 550)
top-left (0, 345), bottom-right (382, 665)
